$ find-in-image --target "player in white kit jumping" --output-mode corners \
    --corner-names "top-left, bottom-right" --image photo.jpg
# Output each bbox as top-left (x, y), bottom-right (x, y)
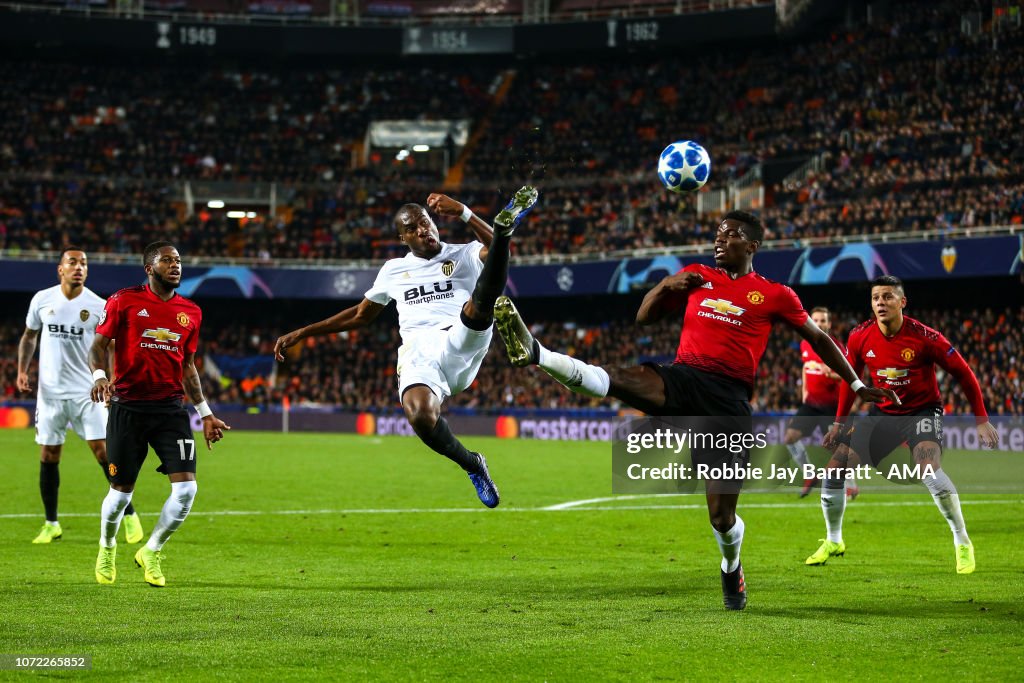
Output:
top-left (274, 186), bottom-right (538, 507)
top-left (17, 248), bottom-right (145, 544)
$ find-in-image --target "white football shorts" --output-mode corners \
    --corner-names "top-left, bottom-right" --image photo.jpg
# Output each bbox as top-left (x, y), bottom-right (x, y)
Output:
top-left (35, 396), bottom-right (108, 445)
top-left (396, 319), bottom-right (493, 401)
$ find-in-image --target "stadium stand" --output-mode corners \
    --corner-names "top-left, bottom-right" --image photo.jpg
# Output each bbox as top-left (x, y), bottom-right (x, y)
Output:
top-left (1, 0), bottom-right (1021, 259)
top-left (3, 305), bottom-right (1021, 415)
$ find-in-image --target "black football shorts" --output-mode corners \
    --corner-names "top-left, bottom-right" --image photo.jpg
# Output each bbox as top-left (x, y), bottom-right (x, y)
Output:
top-left (106, 400), bottom-right (197, 486)
top-left (643, 363), bottom-right (753, 489)
top-left (788, 402), bottom-right (838, 438)
top-left (847, 405), bottom-right (944, 466)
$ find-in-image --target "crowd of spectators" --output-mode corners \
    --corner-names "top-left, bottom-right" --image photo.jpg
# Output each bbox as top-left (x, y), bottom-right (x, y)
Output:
top-left (1, 0), bottom-right (1022, 260)
top-left (4, 305), bottom-right (1022, 416)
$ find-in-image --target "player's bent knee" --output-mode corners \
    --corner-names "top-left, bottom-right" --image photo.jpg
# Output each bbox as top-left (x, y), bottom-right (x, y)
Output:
top-left (40, 445), bottom-right (62, 463)
top-left (173, 480), bottom-right (197, 502)
top-left (709, 511), bottom-right (736, 532)
top-left (460, 307), bottom-right (491, 332)
top-left (607, 365), bottom-right (666, 409)
top-left (407, 411), bottom-right (438, 437)
top-left (783, 429), bottom-right (802, 445)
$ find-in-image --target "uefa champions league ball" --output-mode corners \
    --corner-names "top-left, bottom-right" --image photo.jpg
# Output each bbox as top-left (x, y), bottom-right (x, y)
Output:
top-left (657, 140), bottom-right (711, 193)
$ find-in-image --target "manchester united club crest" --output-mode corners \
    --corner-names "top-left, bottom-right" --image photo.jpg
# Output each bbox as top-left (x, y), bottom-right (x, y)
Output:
top-left (80, 310), bottom-right (90, 322)
top-left (900, 348), bottom-right (916, 362)
top-left (177, 312), bottom-right (190, 327)
top-left (108, 463), bottom-right (117, 477)
top-left (746, 290), bottom-right (765, 305)
top-left (441, 260), bottom-right (456, 278)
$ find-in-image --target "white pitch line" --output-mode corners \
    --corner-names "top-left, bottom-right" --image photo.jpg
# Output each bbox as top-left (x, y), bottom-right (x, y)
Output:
top-left (543, 493), bottom-right (686, 510)
top-left (0, 498), bottom-right (1019, 520)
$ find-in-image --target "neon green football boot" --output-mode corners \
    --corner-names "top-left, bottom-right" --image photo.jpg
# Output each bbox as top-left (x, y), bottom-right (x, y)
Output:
top-left (95, 544), bottom-right (117, 584)
top-left (956, 543), bottom-right (976, 574)
top-left (123, 512), bottom-right (144, 544)
top-left (32, 522), bottom-right (62, 544)
top-left (805, 538), bottom-right (846, 566)
top-left (134, 546), bottom-right (166, 587)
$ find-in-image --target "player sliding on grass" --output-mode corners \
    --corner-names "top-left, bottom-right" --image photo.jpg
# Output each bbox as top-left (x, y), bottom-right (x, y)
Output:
top-left (274, 187), bottom-right (538, 508)
top-left (494, 210), bottom-right (898, 610)
top-left (810, 275), bottom-right (999, 573)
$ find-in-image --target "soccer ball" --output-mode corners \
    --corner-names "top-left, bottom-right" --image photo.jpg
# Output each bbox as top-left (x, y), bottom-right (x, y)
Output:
top-left (657, 140), bottom-right (711, 193)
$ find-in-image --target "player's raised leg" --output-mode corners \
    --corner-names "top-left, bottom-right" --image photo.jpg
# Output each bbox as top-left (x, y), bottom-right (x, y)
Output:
top-left (494, 295), bottom-right (628, 402)
top-left (460, 185), bottom-right (537, 326)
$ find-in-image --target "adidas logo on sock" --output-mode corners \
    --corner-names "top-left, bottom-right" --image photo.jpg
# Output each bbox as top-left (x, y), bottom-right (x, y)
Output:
top-left (566, 367), bottom-right (584, 387)
top-left (137, 309), bottom-right (150, 317)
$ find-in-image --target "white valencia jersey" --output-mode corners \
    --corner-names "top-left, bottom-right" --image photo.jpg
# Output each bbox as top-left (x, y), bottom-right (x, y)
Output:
top-left (25, 285), bottom-right (107, 400)
top-left (364, 241), bottom-right (485, 345)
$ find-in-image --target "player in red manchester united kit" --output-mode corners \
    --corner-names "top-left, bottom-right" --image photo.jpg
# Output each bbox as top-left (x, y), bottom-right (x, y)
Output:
top-left (811, 275), bottom-right (999, 574)
top-left (493, 211), bottom-right (896, 610)
top-left (784, 307), bottom-right (858, 499)
top-left (89, 241), bottom-right (230, 587)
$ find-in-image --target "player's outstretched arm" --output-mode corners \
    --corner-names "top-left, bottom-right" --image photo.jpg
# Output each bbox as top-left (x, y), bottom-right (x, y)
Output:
top-left (635, 271), bottom-right (703, 326)
top-left (273, 298), bottom-right (386, 362)
top-left (16, 327), bottom-right (39, 392)
top-left (426, 192), bottom-right (494, 252)
top-left (937, 346), bottom-right (999, 448)
top-left (89, 333), bottom-right (114, 403)
top-left (183, 352), bottom-right (231, 449)
top-left (796, 319), bottom-right (900, 406)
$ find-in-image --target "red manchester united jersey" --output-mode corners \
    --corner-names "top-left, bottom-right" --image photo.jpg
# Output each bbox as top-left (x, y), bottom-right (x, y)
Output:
top-left (838, 315), bottom-right (988, 419)
top-left (800, 337), bottom-right (844, 408)
top-left (96, 284), bottom-right (202, 403)
top-left (674, 264), bottom-right (809, 389)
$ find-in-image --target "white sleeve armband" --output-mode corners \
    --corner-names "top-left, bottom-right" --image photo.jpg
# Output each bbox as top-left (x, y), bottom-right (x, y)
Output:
top-left (195, 401), bottom-right (213, 418)
top-left (460, 205), bottom-right (473, 223)
top-left (92, 369), bottom-right (107, 382)
top-left (850, 379), bottom-right (866, 393)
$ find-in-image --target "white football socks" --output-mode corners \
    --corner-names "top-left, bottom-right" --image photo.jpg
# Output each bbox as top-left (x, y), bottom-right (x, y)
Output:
top-left (537, 344), bottom-right (610, 398)
top-left (100, 487), bottom-right (133, 548)
top-left (923, 469), bottom-right (970, 546)
top-left (713, 516), bottom-right (745, 573)
top-left (821, 478), bottom-right (846, 544)
top-left (147, 481), bottom-right (198, 552)
top-left (786, 440), bottom-right (810, 467)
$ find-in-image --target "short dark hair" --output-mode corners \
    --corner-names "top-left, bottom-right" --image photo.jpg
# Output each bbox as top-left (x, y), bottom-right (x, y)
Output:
top-left (871, 274), bottom-right (905, 294)
top-left (724, 210), bottom-right (764, 243)
top-left (394, 203), bottom-right (426, 232)
top-left (810, 306), bottom-right (831, 318)
top-left (59, 246), bottom-right (85, 261)
top-left (143, 240), bottom-right (176, 267)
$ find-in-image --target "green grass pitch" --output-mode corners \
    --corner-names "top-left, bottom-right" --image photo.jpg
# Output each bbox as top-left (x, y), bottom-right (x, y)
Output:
top-left (1, 430), bottom-right (1021, 680)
